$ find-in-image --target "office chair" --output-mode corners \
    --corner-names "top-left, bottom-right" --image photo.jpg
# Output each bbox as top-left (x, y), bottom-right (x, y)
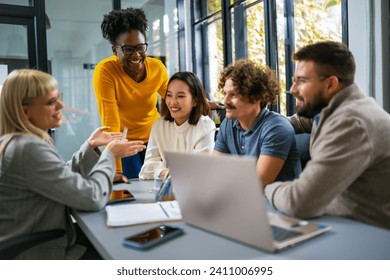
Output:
top-left (212, 107), bottom-right (226, 141)
top-left (0, 229), bottom-right (65, 260)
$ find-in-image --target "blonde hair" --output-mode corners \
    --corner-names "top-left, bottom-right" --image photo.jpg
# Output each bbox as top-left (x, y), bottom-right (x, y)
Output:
top-left (0, 69), bottom-right (58, 155)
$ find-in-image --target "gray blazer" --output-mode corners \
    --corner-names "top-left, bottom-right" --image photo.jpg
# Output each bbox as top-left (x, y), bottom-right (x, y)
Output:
top-left (0, 135), bottom-right (115, 259)
top-left (266, 83), bottom-right (390, 230)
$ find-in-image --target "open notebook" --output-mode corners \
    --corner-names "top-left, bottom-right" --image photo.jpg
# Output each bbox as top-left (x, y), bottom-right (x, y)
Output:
top-left (106, 200), bottom-right (182, 227)
top-left (165, 151), bottom-right (331, 252)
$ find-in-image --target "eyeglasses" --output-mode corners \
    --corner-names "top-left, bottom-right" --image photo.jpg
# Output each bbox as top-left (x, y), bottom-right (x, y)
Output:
top-left (23, 92), bottom-right (64, 107)
top-left (291, 76), bottom-right (330, 86)
top-left (116, 43), bottom-right (148, 55)
top-left (45, 92), bottom-right (64, 106)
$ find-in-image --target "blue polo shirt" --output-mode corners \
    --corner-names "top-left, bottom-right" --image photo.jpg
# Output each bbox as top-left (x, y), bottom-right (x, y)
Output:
top-left (214, 109), bottom-right (301, 181)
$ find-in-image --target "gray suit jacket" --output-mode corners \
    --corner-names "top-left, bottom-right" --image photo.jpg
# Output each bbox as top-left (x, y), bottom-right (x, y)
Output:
top-left (266, 83), bottom-right (390, 230)
top-left (0, 135), bottom-right (115, 259)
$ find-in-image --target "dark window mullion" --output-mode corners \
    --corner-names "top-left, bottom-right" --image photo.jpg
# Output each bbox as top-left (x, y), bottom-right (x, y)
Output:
top-left (200, 0), bottom-right (210, 98)
top-left (222, 0), bottom-right (232, 67)
top-left (32, 0), bottom-right (48, 72)
top-left (177, 0), bottom-right (186, 70)
top-left (234, 2), bottom-right (247, 60)
top-left (113, 0), bottom-right (120, 10)
top-left (201, 22), bottom-right (210, 99)
top-left (342, 0), bottom-right (348, 45)
top-left (263, 0), bottom-right (279, 112)
top-left (0, 3), bottom-right (35, 17)
top-left (284, 0), bottom-right (295, 116)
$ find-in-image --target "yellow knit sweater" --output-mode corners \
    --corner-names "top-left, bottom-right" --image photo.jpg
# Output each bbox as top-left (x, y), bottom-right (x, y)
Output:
top-left (93, 55), bottom-right (168, 173)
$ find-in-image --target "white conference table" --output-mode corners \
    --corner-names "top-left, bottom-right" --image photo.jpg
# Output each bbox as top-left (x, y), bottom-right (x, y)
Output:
top-left (72, 179), bottom-right (390, 260)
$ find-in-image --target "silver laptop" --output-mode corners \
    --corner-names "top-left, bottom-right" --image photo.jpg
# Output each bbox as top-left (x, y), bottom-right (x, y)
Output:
top-left (165, 151), bottom-right (331, 252)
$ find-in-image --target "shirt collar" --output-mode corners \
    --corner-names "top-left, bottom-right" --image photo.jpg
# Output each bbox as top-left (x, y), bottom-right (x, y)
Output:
top-left (233, 109), bottom-right (268, 133)
top-left (314, 113), bottom-right (321, 127)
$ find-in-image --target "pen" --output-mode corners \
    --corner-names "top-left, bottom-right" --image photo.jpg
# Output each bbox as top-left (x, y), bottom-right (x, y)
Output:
top-left (122, 126), bottom-right (128, 142)
top-left (159, 203), bottom-right (169, 218)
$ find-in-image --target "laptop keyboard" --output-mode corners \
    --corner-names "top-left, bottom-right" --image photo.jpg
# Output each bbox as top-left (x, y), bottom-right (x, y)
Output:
top-left (271, 225), bottom-right (303, 242)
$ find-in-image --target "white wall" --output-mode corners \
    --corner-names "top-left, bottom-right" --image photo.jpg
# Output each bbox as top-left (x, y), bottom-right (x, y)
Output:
top-left (348, 0), bottom-right (390, 112)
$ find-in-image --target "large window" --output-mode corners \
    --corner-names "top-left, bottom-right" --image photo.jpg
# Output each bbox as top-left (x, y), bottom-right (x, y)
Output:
top-left (192, 0), bottom-right (224, 99)
top-left (192, 0), bottom-right (345, 115)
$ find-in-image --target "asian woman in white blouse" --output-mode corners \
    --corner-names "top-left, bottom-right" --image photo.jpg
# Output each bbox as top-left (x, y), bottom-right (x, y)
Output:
top-left (139, 71), bottom-right (216, 179)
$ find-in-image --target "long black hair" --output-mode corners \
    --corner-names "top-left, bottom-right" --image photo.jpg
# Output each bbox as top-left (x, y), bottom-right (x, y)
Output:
top-left (161, 72), bottom-right (210, 125)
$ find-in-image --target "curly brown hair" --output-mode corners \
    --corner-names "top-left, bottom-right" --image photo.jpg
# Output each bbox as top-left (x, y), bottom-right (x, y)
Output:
top-left (101, 7), bottom-right (148, 45)
top-left (218, 59), bottom-right (279, 108)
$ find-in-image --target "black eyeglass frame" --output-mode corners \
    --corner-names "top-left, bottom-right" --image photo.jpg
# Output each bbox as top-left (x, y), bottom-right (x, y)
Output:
top-left (115, 43), bottom-right (148, 55)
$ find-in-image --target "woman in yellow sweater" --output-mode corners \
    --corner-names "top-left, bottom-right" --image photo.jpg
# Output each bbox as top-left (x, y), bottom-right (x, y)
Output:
top-left (93, 7), bottom-right (168, 182)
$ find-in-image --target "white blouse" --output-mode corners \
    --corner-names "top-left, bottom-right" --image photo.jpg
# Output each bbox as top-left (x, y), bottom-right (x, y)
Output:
top-left (139, 115), bottom-right (216, 179)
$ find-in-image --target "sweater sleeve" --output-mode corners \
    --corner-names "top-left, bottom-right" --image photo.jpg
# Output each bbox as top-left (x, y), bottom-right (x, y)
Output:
top-left (192, 116), bottom-right (216, 153)
top-left (23, 139), bottom-right (115, 211)
top-left (93, 60), bottom-right (123, 173)
top-left (288, 114), bottom-right (313, 133)
top-left (265, 116), bottom-right (372, 218)
top-left (138, 119), bottom-right (165, 179)
top-left (65, 141), bottom-right (100, 176)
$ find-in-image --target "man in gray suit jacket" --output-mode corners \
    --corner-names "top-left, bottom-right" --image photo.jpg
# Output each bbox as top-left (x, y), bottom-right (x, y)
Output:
top-left (264, 41), bottom-right (390, 230)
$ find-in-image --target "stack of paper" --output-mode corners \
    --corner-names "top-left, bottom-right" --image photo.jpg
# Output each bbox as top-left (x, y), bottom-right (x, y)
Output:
top-left (106, 200), bottom-right (182, 227)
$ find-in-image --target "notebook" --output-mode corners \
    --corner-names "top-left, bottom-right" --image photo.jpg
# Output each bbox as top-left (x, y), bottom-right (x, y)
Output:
top-left (165, 151), bottom-right (331, 252)
top-left (106, 201), bottom-right (182, 227)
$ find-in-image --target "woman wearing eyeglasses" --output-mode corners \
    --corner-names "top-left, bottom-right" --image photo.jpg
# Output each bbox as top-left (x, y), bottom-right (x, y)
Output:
top-left (93, 7), bottom-right (169, 182)
top-left (0, 69), bottom-right (146, 259)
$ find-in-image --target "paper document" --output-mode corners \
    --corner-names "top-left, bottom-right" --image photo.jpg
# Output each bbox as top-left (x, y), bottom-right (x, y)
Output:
top-left (106, 200), bottom-right (182, 227)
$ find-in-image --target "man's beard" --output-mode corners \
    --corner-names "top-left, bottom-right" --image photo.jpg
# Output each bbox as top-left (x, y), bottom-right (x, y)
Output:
top-left (296, 100), bottom-right (327, 118)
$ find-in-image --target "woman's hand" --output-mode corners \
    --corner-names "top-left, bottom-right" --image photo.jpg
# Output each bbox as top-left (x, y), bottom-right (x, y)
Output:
top-left (159, 168), bottom-right (169, 179)
top-left (88, 126), bottom-right (122, 149)
top-left (106, 140), bottom-right (146, 158)
top-left (113, 173), bottom-right (129, 183)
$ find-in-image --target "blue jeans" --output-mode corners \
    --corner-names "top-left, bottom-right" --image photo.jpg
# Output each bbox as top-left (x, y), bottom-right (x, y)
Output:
top-left (121, 145), bottom-right (147, 179)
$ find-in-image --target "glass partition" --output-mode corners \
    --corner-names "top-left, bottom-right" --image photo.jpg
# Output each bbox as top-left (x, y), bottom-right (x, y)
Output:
top-left (0, 23), bottom-right (28, 66)
top-left (46, 0), bottom-right (179, 160)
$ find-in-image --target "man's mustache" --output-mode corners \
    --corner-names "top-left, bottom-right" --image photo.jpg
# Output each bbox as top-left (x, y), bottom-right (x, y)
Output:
top-left (225, 104), bottom-right (236, 110)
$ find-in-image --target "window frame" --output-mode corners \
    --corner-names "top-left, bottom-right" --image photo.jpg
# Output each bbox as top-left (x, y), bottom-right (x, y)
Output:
top-left (0, 0), bottom-right (48, 72)
top-left (190, 0), bottom-right (348, 115)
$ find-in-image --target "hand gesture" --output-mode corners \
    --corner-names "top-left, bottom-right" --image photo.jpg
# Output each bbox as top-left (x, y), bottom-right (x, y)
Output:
top-left (88, 126), bottom-right (122, 149)
top-left (106, 140), bottom-right (146, 159)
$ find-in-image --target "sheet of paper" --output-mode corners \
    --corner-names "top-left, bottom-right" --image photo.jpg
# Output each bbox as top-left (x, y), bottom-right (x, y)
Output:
top-left (106, 200), bottom-right (182, 227)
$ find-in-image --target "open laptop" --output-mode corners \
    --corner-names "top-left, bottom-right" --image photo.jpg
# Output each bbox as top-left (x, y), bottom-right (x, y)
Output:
top-left (165, 151), bottom-right (331, 252)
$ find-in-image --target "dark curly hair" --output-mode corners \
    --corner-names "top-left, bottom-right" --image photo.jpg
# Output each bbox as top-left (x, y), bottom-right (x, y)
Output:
top-left (101, 7), bottom-right (148, 45)
top-left (218, 59), bottom-right (279, 109)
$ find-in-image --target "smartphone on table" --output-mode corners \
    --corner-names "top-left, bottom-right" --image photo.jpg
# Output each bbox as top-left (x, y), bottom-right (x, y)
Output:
top-left (123, 224), bottom-right (183, 250)
top-left (107, 189), bottom-right (135, 205)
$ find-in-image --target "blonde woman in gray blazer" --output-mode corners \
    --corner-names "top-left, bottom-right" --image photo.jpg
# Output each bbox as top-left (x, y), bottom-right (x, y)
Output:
top-left (0, 69), bottom-right (146, 259)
